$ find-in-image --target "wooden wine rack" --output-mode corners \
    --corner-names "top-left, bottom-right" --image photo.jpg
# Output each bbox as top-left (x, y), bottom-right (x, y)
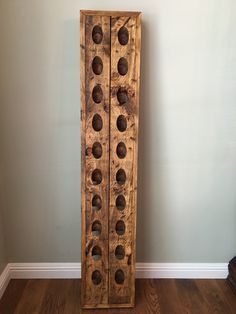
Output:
top-left (80, 10), bottom-right (141, 309)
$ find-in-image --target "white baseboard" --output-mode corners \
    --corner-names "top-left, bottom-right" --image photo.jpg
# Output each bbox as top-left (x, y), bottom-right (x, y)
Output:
top-left (9, 263), bottom-right (81, 279)
top-left (136, 263), bottom-right (228, 279)
top-left (0, 262), bottom-right (228, 299)
top-left (0, 264), bottom-right (11, 299)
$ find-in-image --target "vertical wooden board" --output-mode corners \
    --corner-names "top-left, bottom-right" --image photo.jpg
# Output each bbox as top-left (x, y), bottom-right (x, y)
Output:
top-left (81, 13), bottom-right (110, 307)
top-left (109, 15), bottom-right (141, 306)
top-left (80, 10), bottom-right (86, 308)
top-left (81, 10), bottom-right (141, 308)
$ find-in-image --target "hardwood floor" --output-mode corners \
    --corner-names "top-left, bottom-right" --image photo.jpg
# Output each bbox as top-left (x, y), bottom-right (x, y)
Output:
top-left (0, 279), bottom-right (235, 314)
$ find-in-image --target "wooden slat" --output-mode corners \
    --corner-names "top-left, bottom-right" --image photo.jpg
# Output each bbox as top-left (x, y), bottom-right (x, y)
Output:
top-left (81, 10), bottom-right (141, 17)
top-left (81, 13), bottom-right (110, 307)
top-left (108, 15), bottom-right (141, 306)
top-left (80, 10), bottom-right (86, 309)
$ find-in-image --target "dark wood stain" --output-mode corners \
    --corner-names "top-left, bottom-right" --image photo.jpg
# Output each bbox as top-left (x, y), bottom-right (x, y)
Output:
top-left (0, 279), bottom-right (28, 314)
top-left (1, 279), bottom-right (236, 313)
top-left (81, 10), bottom-right (141, 308)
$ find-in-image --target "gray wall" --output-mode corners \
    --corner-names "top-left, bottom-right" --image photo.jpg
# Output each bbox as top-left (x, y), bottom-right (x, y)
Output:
top-left (0, 0), bottom-right (235, 263)
top-left (0, 164), bottom-right (7, 273)
top-left (0, 216), bottom-right (6, 273)
top-left (0, 213), bottom-right (7, 273)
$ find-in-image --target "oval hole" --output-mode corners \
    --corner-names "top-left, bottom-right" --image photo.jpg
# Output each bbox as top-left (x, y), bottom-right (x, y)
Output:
top-left (115, 269), bottom-right (125, 284)
top-left (116, 220), bottom-right (125, 236)
top-left (92, 142), bottom-right (102, 159)
top-left (92, 270), bottom-right (102, 285)
top-left (92, 220), bottom-right (102, 236)
top-left (92, 85), bottom-right (103, 104)
top-left (116, 195), bottom-right (126, 211)
top-left (92, 114), bottom-right (103, 131)
top-left (117, 57), bottom-right (128, 76)
top-left (116, 142), bottom-right (127, 159)
top-left (91, 169), bottom-right (102, 185)
top-left (92, 25), bottom-right (103, 44)
top-left (117, 115), bottom-right (127, 132)
top-left (117, 87), bottom-right (128, 105)
top-left (92, 246), bottom-right (102, 261)
top-left (118, 27), bottom-right (129, 45)
top-left (115, 245), bottom-right (125, 260)
top-left (116, 169), bottom-right (126, 185)
top-left (92, 195), bottom-right (102, 211)
top-left (92, 56), bottom-right (103, 75)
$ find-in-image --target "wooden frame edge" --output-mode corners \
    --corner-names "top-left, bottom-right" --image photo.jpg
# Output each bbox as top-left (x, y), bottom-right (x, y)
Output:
top-left (80, 9), bottom-right (141, 17)
top-left (82, 302), bottom-right (135, 309)
top-left (80, 10), bottom-right (86, 308)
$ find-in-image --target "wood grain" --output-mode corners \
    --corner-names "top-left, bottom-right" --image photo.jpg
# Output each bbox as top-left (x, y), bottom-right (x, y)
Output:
top-left (14, 280), bottom-right (49, 314)
top-left (39, 279), bottom-right (71, 314)
top-left (154, 279), bottom-right (182, 314)
top-left (175, 279), bottom-right (209, 313)
top-left (80, 10), bottom-right (141, 308)
top-left (81, 12), bottom-right (110, 307)
top-left (0, 279), bottom-right (28, 314)
top-left (1, 279), bottom-right (236, 313)
top-left (195, 279), bottom-right (233, 313)
top-left (108, 15), bottom-right (141, 307)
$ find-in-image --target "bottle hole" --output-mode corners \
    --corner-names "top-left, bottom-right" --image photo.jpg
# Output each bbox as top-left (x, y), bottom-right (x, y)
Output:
top-left (92, 114), bottom-right (103, 131)
top-left (116, 220), bottom-right (125, 235)
top-left (118, 27), bottom-right (129, 45)
top-left (92, 142), bottom-right (102, 159)
top-left (92, 195), bottom-right (102, 211)
top-left (92, 270), bottom-right (102, 285)
top-left (116, 169), bottom-right (126, 185)
top-left (116, 142), bottom-right (127, 159)
top-left (91, 169), bottom-right (102, 185)
top-left (116, 195), bottom-right (126, 211)
top-left (92, 56), bottom-right (103, 75)
top-left (117, 115), bottom-right (127, 132)
top-left (117, 57), bottom-right (128, 76)
top-left (92, 25), bottom-right (103, 44)
top-left (92, 246), bottom-right (102, 261)
top-left (115, 245), bottom-right (125, 260)
top-left (115, 269), bottom-right (125, 284)
top-left (117, 87), bottom-right (128, 105)
top-left (92, 85), bottom-right (103, 104)
top-left (92, 220), bottom-right (102, 236)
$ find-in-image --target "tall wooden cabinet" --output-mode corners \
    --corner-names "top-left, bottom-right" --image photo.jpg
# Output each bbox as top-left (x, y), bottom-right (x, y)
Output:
top-left (80, 10), bottom-right (141, 308)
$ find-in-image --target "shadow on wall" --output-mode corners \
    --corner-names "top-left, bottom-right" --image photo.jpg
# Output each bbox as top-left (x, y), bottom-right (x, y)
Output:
top-left (137, 18), bottom-right (166, 263)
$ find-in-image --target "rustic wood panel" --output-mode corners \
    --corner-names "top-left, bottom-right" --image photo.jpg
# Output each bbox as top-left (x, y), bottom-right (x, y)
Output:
top-left (80, 12), bottom-right (110, 307)
top-left (80, 10), bottom-right (141, 308)
top-left (108, 15), bottom-right (141, 307)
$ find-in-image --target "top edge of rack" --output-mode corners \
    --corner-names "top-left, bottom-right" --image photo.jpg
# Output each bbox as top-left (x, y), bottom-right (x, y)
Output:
top-left (80, 10), bottom-right (141, 17)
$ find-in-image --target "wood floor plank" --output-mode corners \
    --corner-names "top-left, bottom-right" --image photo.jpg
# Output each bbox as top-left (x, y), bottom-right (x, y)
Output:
top-left (196, 279), bottom-right (233, 314)
top-left (155, 279), bottom-right (182, 314)
top-left (135, 279), bottom-right (160, 314)
top-left (0, 279), bottom-right (28, 314)
top-left (0, 278), bottom-right (236, 314)
top-left (63, 279), bottom-right (81, 314)
top-left (38, 279), bottom-right (71, 314)
top-left (216, 280), bottom-right (236, 313)
top-left (175, 279), bottom-right (209, 314)
top-left (14, 279), bottom-right (49, 314)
